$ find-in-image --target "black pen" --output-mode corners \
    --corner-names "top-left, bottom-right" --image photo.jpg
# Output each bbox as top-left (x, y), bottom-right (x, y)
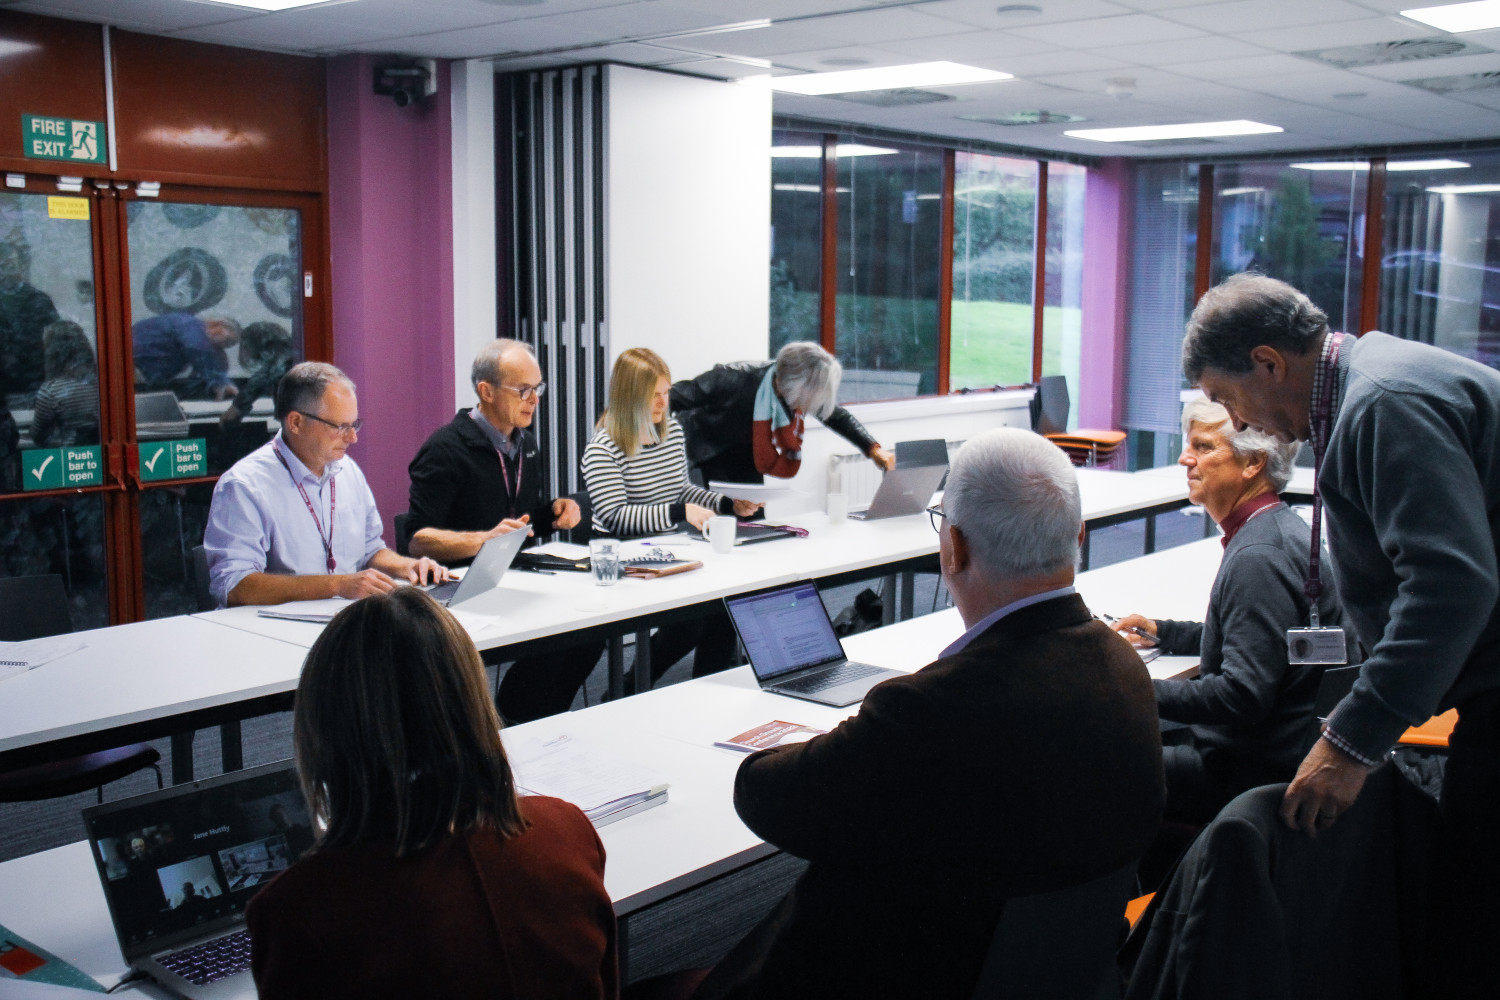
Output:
top-left (1098, 612), bottom-right (1158, 647)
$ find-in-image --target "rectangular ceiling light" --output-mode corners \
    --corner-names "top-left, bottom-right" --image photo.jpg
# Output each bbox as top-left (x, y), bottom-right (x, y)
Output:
top-left (1063, 120), bottom-right (1282, 142)
top-left (768, 62), bottom-right (1011, 96)
top-left (1428, 183), bottom-right (1500, 193)
top-left (771, 144), bottom-right (898, 158)
top-left (1292, 159), bottom-right (1470, 171)
top-left (185, 0), bottom-right (351, 11)
top-left (1402, 1), bottom-right (1500, 32)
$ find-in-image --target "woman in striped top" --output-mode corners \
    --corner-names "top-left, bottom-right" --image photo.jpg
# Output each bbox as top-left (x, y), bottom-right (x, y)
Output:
top-left (31, 320), bottom-right (100, 447)
top-left (583, 348), bottom-right (759, 684)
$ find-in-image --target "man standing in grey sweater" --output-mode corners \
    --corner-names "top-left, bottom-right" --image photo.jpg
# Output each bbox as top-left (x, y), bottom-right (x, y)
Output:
top-left (1182, 272), bottom-right (1500, 995)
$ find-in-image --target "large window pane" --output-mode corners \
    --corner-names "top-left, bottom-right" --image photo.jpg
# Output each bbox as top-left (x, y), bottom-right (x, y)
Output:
top-left (834, 142), bottom-right (943, 401)
top-left (1212, 162), bottom-right (1365, 332)
top-left (126, 201), bottom-right (304, 478)
top-left (1, 190), bottom-right (102, 494)
top-left (0, 494), bottom-right (108, 631)
top-left (1042, 161), bottom-right (1087, 427)
top-left (770, 130), bottom-right (823, 353)
top-left (950, 153), bottom-right (1036, 390)
top-left (1380, 152), bottom-right (1500, 369)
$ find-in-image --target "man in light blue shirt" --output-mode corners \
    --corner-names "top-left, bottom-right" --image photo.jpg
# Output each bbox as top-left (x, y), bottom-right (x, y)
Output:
top-left (204, 362), bottom-right (448, 607)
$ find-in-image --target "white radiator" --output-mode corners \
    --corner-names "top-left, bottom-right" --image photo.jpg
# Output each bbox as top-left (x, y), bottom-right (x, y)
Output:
top-left (827, 438), bottom-right (965, 508)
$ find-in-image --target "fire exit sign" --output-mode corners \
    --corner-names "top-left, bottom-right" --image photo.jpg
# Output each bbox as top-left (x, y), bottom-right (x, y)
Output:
top-left (21, 114), bottom-right (106, 164)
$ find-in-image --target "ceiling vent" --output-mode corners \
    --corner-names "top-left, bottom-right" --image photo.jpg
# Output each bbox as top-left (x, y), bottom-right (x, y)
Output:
top-left (1404, 70), bottom-right (1500, 94)
top-left (1131, 138), bottom-right (1225, 149)
top-left (958, 110), bottom-right (1086, 126)
top-left (1297, 38), bottom-right (1483, 69)
top-left (827, 88), bottom-right (955, 107)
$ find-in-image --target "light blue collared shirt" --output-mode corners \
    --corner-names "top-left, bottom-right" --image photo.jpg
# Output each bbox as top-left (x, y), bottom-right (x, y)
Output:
top-left (939, 585), bottom-right (1078, 659)
top-left (204, 435), bottom-right (385, 607)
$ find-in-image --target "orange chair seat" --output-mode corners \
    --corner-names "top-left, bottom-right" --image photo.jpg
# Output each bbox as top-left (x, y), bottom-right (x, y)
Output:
top-left (1399, 708), bottom-right (1457, 748)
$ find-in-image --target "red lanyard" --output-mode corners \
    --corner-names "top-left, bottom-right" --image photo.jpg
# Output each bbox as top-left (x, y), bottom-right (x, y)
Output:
top-left (497, 445), bottom-right (521, 512)
top-left (273, 441), bottom-right (337, 574)
top-left (1306, 333), bottom-right (1346, 615)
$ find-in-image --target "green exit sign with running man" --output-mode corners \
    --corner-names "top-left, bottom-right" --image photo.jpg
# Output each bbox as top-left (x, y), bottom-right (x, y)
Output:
top-left (21, 115), bottom-right (106, 164)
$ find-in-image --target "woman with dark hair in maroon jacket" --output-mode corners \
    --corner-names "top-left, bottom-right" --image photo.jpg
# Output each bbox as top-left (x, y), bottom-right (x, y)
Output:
top-left (247, 587), bottom-right (618, 999)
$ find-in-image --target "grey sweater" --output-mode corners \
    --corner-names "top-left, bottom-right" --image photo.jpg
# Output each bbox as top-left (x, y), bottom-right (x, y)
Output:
top-left (1322, 331), bottom-right (1500, 761)
top-left (1154, 502), bottom-right (1350, 784)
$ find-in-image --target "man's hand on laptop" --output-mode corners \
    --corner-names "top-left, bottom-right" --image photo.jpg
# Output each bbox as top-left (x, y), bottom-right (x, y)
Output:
top-left (401, 556), bottom-right (451, 587)
top-left (336, 569), bottom-right (400, 599)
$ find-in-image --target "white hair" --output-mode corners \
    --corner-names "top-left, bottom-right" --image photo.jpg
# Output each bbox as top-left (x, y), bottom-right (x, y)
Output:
top-left (944, 428), bottom-right (1081, 579)
top-left (773, 342), bottom-right (842, 419)
top-left (1180, 397), bottom-right (1297, 492)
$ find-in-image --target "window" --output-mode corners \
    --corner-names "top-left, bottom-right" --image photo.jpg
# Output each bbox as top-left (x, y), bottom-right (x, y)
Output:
top-left (950, 152), bottom-right (1036, 390)
top-left (769, 131), bottom-right (824, 354)
top-left (1042, 161), bottom-right (1087, 426)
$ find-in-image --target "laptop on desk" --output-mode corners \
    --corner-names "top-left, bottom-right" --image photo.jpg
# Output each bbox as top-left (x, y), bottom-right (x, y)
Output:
top-left (847, 463), bottom-right (948, 521)
top-left (423, 526), bottom-right (527, 607)
top-left (726, 581), bottom-right (903, 707)
top-left (82, 761), bottom-right (311, 1000)
top-left (135, 391), bottom-right (192, 439)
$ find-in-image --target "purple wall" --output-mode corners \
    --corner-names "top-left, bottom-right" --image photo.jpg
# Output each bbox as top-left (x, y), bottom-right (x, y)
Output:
top-left (1079, 158), bottom-right (1131, 431)
top-left (326, 55), bottom-right (454, 544)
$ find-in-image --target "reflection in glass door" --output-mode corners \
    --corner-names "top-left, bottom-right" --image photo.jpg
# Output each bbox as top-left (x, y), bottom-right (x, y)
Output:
top-left (0, 189), bottom-right (110, 629)
top-left (123, 199), bottom-right (306, 620)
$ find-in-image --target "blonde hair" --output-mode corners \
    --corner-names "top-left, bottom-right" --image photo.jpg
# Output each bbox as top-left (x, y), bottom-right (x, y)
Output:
top-left (602, 348), bottom-right (671, 457)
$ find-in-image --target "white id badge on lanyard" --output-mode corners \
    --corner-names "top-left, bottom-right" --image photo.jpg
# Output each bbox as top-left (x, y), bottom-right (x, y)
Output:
top-left (1292, 330), bottom-right (1349, 667)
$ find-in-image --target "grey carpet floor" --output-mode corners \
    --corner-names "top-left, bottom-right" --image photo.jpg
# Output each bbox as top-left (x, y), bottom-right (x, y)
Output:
top-left (0, 507), bottom-right (1208, 863)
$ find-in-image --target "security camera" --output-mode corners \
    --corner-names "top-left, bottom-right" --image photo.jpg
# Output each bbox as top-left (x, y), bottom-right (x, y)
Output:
top-left (373, 59), bottom-right (438, 107)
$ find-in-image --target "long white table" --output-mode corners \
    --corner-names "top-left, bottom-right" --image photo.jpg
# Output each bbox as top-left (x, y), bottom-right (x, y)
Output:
top-left (0, 536), bottom-right (1225, 992)
top-left (0, 469), bottom-right (1189, 781)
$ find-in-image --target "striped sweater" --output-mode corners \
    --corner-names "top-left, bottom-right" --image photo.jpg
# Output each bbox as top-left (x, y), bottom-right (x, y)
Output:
top-left (582, 418), bottom-right (727, 537)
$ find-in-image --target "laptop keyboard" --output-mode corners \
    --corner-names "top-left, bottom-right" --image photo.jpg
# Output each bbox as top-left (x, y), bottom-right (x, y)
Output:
top-left (425, 578), bottom-right (461, 604)
top-left (158, 929), bottom-right (253, 985)
top-left (777, 662), bottom-right (882, 694)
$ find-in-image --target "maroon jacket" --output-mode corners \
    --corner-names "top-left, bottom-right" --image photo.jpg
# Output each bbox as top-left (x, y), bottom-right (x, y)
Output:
top-left (247, 796), bottom-right (618, 999)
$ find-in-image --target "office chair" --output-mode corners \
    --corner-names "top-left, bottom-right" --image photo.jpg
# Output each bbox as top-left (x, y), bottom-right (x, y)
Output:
top-left (1033, 376), bottom-right (1128, 469)
top-left (970, 863), bottom-right (1136, 1000)
top-left (394, 511), bottom-right (410, 556)
top-left (0, 575), bottom-right (163, 804)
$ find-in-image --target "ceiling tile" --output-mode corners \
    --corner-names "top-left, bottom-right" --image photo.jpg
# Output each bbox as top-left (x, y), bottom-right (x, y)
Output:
top-left (169, 16), bottom-right (393, 54)
top-left (866, 29), bottom-right (1061, 64)
top-left (1168, 52), bottom-right (1332, 81)
top-left (1010, 13), bottom-right (1207, 49)
top-left (749, 43), bottom-right (940, 72)
top-left (1090, 34), bottom-right (1271, 67)
top-left (988, 49), bottom-right (1136, 77)
top-left (521, 3), bottom-right (748, 41)
top-left (1236, 15), bottom-right (1437, 53)
top-left (1159, 0), bottom-right (1378, 33)
top-left (1355, 50), bottom-right (1500, 80)
top-left (916, 0), bottom-right (1134, 32)
top-left (9, 0), bottom-right (261, 30)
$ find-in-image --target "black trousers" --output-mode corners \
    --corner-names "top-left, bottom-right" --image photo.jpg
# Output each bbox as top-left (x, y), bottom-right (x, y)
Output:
top-left (495, 639), bottom-right (606, 723)
top-left (638, 606), bottom-right (739, 685)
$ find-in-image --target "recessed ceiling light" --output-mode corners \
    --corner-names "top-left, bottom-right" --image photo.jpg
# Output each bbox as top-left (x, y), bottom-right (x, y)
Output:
top-left (1402, 1), bottom-right (1500, 33)
top-left (996, 4), bottom-right (1044, 16)
top-left (770, 144), bottom-right (898, 157)
top-left (1063, 120), bottom-right (1281, 142)
top-left (821, 57), bottom-right (870, 67)
top-left (1333, 92), bottom-right (1368, 100)
top-left (1220, 187), bottom-right (1265, 196)
top-left (766, 62), bottom-right (1012, 96)
top-left (1428, 183), bottom-right (1500, 193)
top-left (184, 0), bottom-right (357, 9)
top-left (1290, 159), bottom-right (1469, 171)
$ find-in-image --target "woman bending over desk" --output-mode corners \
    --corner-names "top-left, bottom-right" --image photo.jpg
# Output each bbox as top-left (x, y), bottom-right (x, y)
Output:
top-left (583, 348), bottom-right (758, 685)
top-left (247, 587), bottom-right (618, 999)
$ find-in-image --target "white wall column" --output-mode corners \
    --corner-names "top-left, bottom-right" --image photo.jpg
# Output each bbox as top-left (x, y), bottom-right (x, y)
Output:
top-left (451, 58), bottom-right (497, 407)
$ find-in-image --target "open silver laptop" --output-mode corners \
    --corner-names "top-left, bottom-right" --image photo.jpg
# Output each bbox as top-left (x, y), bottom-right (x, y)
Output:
top-left (848, 463), bottom-right (948, 521)
top-left (423, 526), bottom-right (527, 607)
top-left (135, 391), bottom-right (191, 439)
top-left (725, 581), bottom-right (903, 707)
top-left (82, 760), bottom-right (309, 1000)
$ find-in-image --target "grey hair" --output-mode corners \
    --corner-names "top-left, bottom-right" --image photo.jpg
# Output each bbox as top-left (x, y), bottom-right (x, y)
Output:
top-left (1181, 397), bottom-right (1298, 492)
top-left (471, 338), bottom-right (534, 392)
top-left (275, 361), bottom-right (355, 421)
top-left (1182, 273), bottom-right (1328, 384)
top-left (944, 428), bottom-right (1081, 579)
top-left (773, 341), bottom-right (842, 420)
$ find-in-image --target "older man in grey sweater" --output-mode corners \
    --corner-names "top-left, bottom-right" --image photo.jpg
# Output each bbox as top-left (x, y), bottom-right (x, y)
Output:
top-left (1183, 272), bottom-right (1500, 995)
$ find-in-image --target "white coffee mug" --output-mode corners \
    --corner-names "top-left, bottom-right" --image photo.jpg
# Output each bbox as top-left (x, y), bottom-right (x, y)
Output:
top-left (704, 514), bottom-right (737, 554)
top-left (826, 492), bottom-right (848, 523)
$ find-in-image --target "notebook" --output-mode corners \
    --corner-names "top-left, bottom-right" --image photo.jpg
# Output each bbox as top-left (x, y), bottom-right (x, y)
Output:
top-left (82, 760), bottom-right (312, 1000)
top-left (847, 464), bottom-right (948, 521)
top-left (423, 527), bottom-right (527, 607)
top-left (725, 581), bottom-right (903, 707)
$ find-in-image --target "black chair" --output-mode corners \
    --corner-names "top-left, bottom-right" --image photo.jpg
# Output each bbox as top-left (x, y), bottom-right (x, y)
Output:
top-left (394, 511), bottom-right (410, 556)
top-left (190, 544), bottom-right (214, 614)
top-left (1304, 664), bottom-right (1361, 755)
top-left (563, 490), bottom-right (594, 546)
top-left (970, 863), bottom-right (1136, 1000)
top-left (0, 575), bottom-right (162, 804)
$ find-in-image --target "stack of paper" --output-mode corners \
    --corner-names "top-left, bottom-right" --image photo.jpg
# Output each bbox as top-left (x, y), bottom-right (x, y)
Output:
top-left (507, 733), bottom-right (670, 827)
top-left (0, 637), bottom-right (87, 683)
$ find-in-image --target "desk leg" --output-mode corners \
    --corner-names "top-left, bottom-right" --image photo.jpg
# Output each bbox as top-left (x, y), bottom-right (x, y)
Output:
top-left (1080, 530), bottom-right (1092, 571)
top-left (1144, 513), bottom-right (1158, 556)
top-left (899, 570), bottom-right (915, 621)
top-left (634, 630), bottom-right (652, 696)
top-left (608, 637), bottom-right (625, 702)
top-left (171, 732), bottom-right (195, 785)
top-left (881, 575), bottom-right (897, 626)
top-left (220, 722), bottom-right (243, 773)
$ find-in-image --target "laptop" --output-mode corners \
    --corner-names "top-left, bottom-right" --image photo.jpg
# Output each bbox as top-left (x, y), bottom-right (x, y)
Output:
top-left (725, 581), bottom-right (904, 707)
top-left (82, 760), bottom-right (311, 1000)
top-left (423, 526), bottom-right (527, 607)
top-left (847, 463), bottom-right (948, 521)
top-left (135, 391), bottom-right (191, 439)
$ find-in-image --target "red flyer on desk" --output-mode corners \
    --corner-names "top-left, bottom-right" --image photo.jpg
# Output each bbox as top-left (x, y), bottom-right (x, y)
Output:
top-left (715, 721), bottom-right (827, 754)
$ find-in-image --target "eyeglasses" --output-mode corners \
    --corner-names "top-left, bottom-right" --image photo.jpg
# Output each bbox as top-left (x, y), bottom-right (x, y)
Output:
top-left (926, 503), bottom-right (948, 533)
top-left (296, 411), bottom-right (363, 435)
top-left (500, 382), bottom-right (547, 401)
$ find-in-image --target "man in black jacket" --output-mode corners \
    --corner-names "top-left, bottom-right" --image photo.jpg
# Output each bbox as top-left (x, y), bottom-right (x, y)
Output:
top-left (406, 339), bottom-right (595, 721)
top-left (705, 428), bottom-right (1164, 1000)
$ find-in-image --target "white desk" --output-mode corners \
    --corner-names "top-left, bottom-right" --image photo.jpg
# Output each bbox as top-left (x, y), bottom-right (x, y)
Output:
top-left (0, 536), bottom-right (1225, 992)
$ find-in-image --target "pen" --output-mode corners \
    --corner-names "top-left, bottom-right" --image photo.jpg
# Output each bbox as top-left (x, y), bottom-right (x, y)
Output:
top-left (1097, 612), bottom-right (1158, 647)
